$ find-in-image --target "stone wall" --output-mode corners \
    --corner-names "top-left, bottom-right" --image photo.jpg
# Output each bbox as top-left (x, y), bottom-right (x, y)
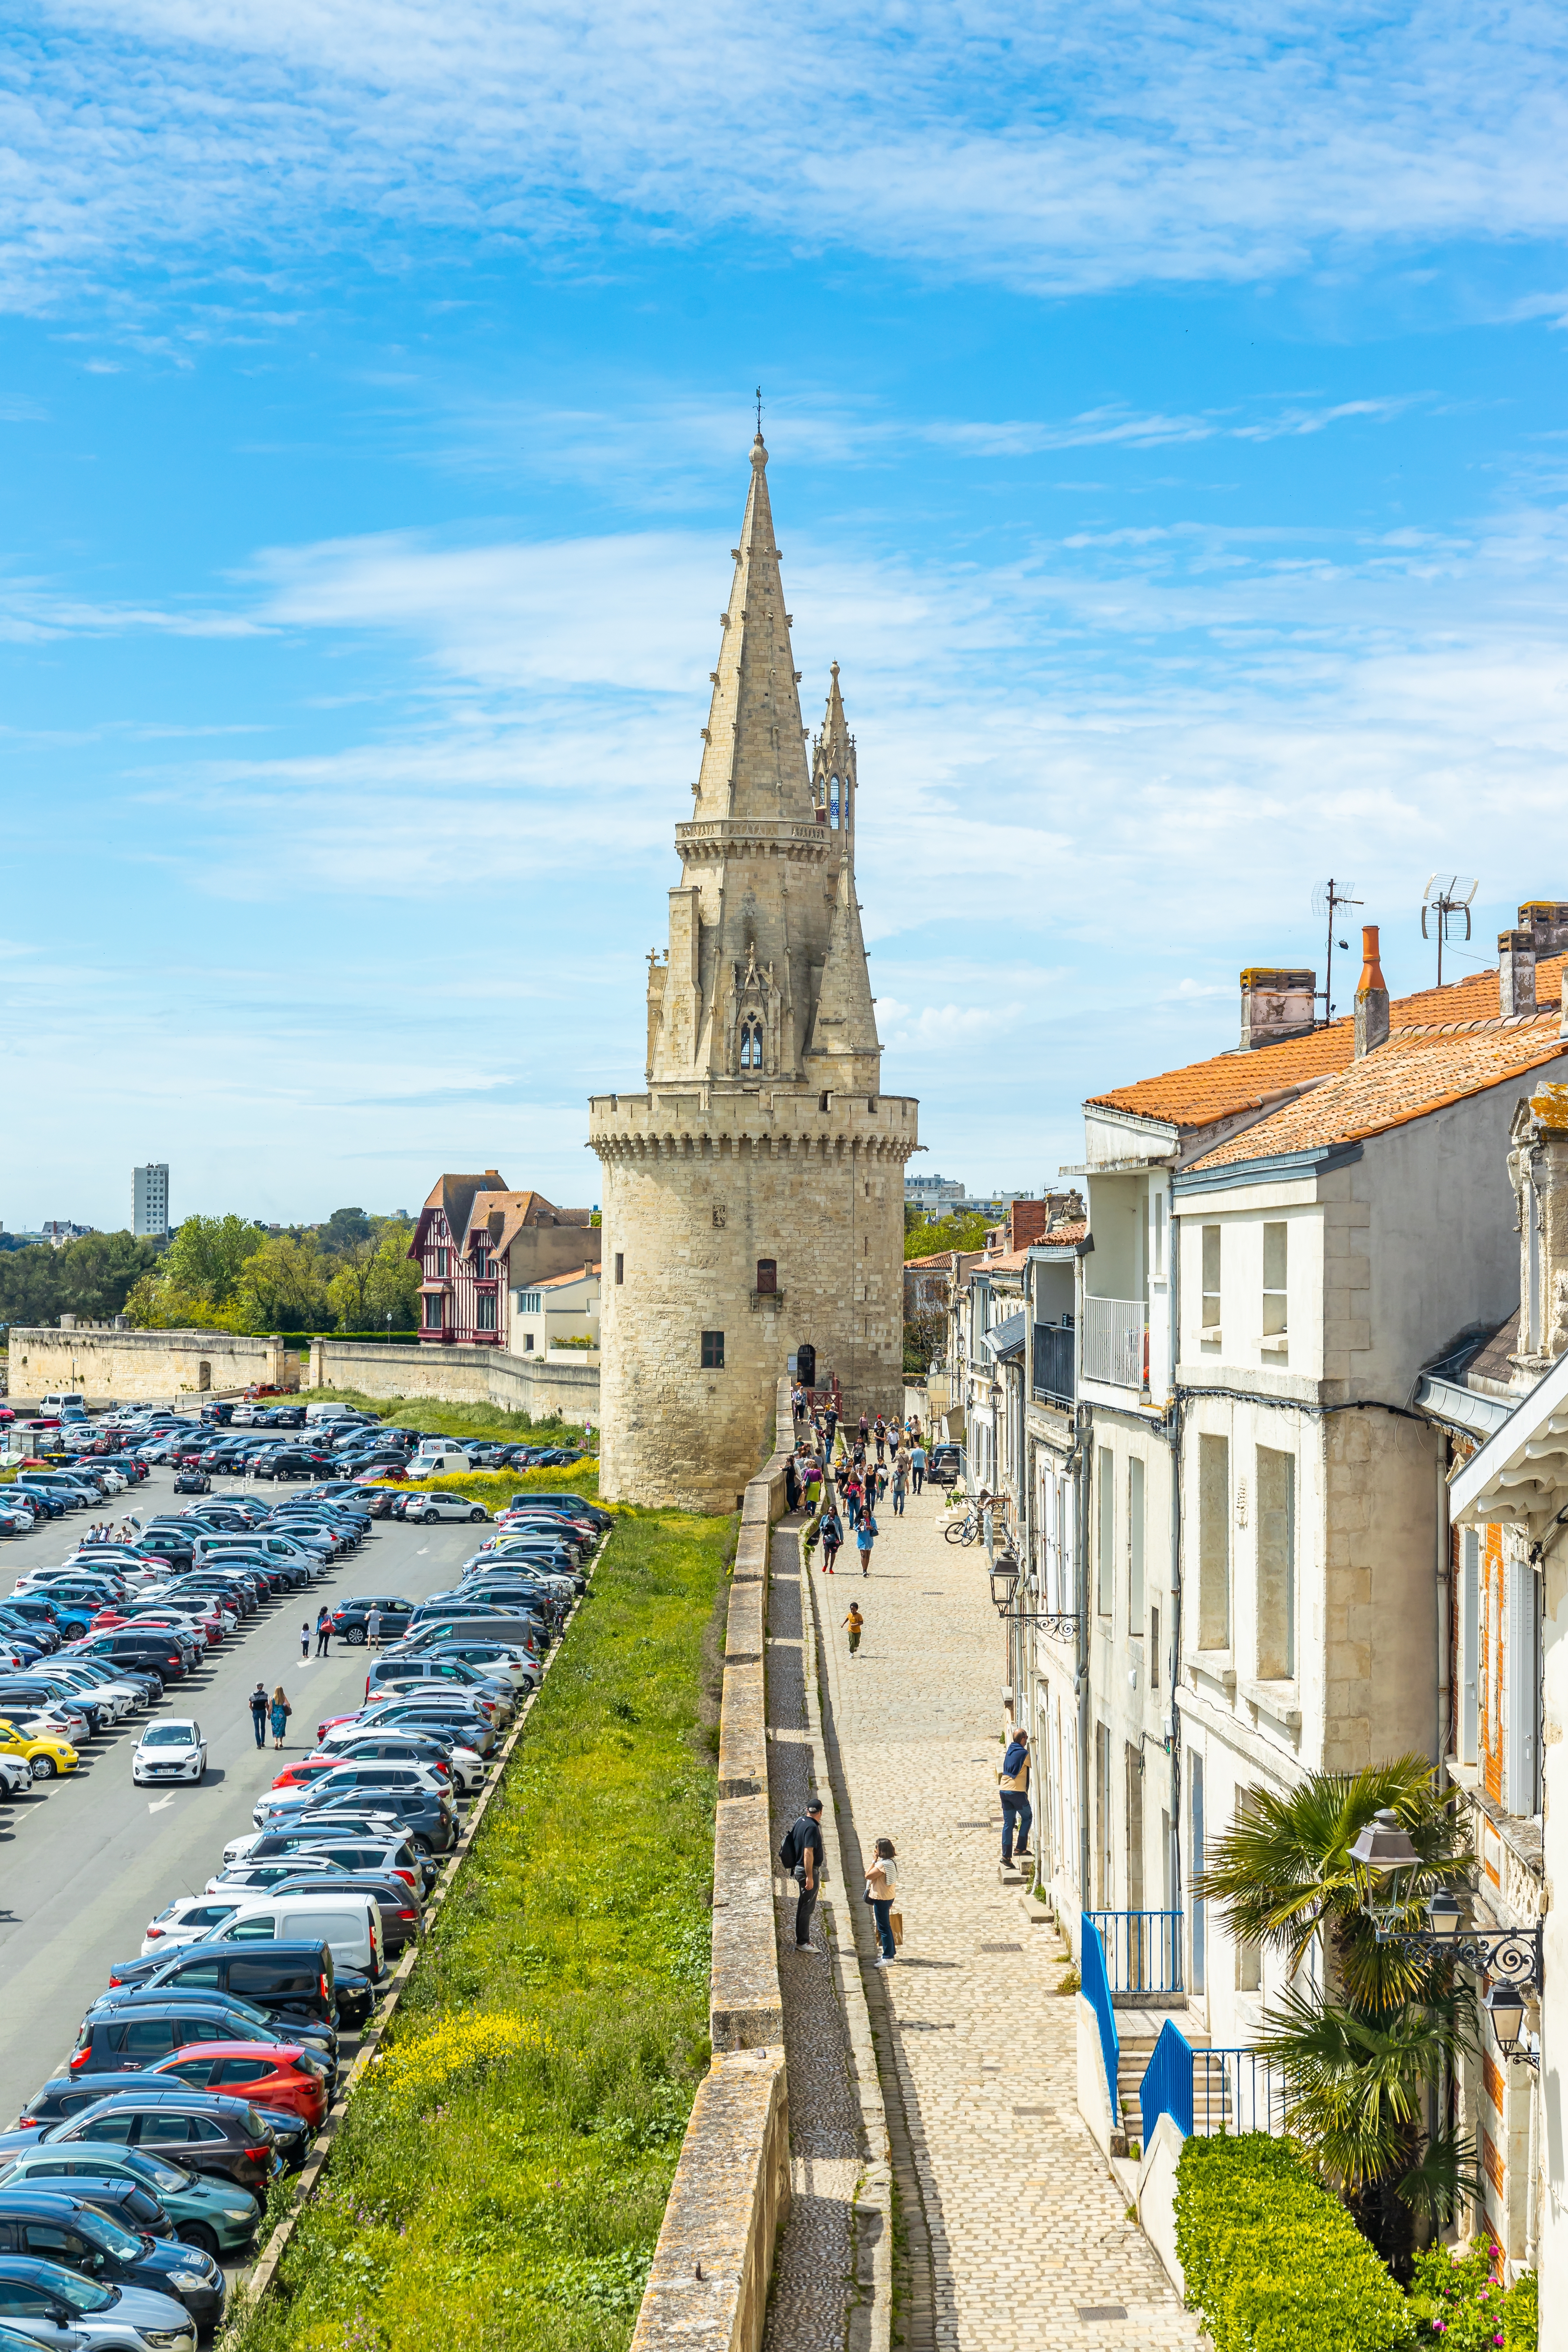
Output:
top-left (630, 1378), bottom-right (792, 2352)
top-left (9, 1327), bottom-right (287, 1403)
top-left (304, 1338), bottom-right (598, 1424)
top-left (591, 1087), bottom-right (917, 1510)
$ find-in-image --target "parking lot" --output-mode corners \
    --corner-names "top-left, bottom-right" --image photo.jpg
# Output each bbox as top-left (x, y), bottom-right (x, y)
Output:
top-left (0, 1457), bottom-right (499, 2130)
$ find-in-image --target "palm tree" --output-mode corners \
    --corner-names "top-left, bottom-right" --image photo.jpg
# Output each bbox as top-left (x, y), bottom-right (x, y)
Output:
top-left (1197, 1754), bottom-right (1478, 2272)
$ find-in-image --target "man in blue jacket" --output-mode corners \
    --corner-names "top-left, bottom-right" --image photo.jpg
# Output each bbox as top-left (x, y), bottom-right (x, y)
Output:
top-left (999, 1727), bottom-right (1032, 1868)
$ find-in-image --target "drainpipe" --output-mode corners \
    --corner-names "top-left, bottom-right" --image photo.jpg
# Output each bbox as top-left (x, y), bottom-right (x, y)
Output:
top-left (1435, 1441), bottom-right (1451, 1771)
top-left (1167, 1174), bottom-right (1184, 1940)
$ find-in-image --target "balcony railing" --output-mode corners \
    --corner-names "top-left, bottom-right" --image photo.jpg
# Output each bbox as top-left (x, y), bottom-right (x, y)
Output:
top-left (1086, 1909), bottom-right (1183, 1996)
top-left (1082, 1294), bottom-right (1148, 1390)
top-left (1031, 1322), bottom-right (1074, 1406)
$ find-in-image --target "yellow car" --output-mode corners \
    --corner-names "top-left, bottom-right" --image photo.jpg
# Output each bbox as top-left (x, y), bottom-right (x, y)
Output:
top-left (0, 1716), bottom-right (79, 1780)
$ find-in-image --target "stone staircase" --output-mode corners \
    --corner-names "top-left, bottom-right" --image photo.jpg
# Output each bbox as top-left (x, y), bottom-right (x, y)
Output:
top-left (1113, 2007), bottom-right (1210, 2146)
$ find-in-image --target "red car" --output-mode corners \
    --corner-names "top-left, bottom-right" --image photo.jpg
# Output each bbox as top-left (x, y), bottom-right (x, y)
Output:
top-left (148, 2040), bottom-right (330, 2129)
top-left (269, 1756), bottom-right (343, 1793)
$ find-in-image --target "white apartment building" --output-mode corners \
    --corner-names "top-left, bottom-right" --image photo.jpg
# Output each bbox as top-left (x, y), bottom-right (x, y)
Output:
top-left (999, 919), bottom-right (1568, 2130)
top-left (132, 1163), bottom-right (169, 1238)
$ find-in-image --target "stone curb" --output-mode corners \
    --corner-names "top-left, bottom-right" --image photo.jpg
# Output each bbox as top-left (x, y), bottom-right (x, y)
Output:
top-left (792, 1523), bottom-right (893, 2352)
top-left (223, 1544), bottom-right (600, 2328)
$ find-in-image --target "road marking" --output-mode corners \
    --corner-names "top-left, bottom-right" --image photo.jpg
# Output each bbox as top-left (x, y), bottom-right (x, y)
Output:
top-left (147, 1795), bottom-right (176, 1814)
top-left (416, 1548), bottom-right (428, 1556)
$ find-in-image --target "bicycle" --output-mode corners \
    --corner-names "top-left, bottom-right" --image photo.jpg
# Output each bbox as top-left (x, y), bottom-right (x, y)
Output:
top-left (944, 1505), bottom-right (980, 1546)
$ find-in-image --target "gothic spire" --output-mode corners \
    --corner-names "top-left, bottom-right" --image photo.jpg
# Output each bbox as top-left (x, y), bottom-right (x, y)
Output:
top-left (806, 664), bottom-right (881, 1090)
top-left (693, 435), bottom-right (813, 826)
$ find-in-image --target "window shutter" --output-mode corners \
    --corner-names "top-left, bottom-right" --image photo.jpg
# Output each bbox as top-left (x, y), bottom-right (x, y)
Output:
top-left (1505, 1553), bottom-right (1539, 1815)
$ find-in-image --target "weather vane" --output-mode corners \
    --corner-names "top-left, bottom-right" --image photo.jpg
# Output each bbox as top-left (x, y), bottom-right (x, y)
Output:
top-left (755, 385), bottom-right (763, 435)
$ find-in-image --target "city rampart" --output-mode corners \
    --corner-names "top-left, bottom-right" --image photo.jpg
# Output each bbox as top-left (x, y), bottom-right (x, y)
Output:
top-left (9, 1326), bottom-right (288, 1402)
top-left (306, 1338), bottom-right (598, 1423)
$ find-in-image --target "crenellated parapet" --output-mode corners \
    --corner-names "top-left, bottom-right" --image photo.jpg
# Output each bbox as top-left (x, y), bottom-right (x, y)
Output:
top-left (589, 1087), bottom-right (918, 1166)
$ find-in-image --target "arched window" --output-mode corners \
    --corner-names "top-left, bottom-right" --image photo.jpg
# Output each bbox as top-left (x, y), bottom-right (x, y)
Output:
top-left (828, 775), bottom-right (841, 827)
top-left (740, 1017), bottom-right (763, 1071)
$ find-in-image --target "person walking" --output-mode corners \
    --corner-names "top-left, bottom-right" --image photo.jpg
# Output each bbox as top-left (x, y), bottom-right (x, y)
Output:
top-left (782, 1795), bottom-right (825, 1952)
top-left (820, 1505), bottom-right (843, 1572)
top-left (856, 1508), bottom-right (877, 1575)
top-left (269, 1685), bottom-right (292, 1751)
top-left (999, 1726), bottom-right (1033, 1868)
top-left (911, 1440), bottom-right (926, 1496)
top-left (981, 1492), bottom-right (995, 1562)
top-left (247, 1680), bottom-right (268, 1750)
top-left (299, 1620), bottom-right (311, 1662)
top-left (825, 1407), bottom-right (838, 1455)
top-left (858, 1412), bottom-right (869, 1445)
top-left (315, 1606), bottom-right (331, 1657)
top-left (844, 1601), bottom-right (863, 1654)
top-left (891, 1458), bottom-right (908, 1517)
top-left (366, 1606), bottom-right (383, 1652)
top-left (785, 1456), bottom-right (800, 1514)
top-left (866, 1836), bottom-right (900, 1966)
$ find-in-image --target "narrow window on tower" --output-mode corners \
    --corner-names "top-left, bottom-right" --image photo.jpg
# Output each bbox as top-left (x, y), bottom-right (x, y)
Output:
top-left (756, 1259), bottom-right (777, 1294)
top-left (701, 1330), bottom-right (725, 1368)
top-left (614, 1253), bottom-right (624, 1285)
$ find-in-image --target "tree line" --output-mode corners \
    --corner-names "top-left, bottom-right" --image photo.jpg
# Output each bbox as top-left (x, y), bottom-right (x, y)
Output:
top-left (0, 1208), bottom-right (424, 1336)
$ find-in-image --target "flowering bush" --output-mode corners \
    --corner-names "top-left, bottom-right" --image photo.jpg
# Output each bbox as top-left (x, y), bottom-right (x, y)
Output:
top-left (370, 2012), bottom-right (552, 2115)
top-left (1408, 2245), bottom-right (1535, 2352)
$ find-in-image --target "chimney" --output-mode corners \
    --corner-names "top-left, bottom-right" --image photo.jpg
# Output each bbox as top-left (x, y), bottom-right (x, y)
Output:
top-left (1521, 901), bottom-right (1568, 958)
top-left (1238, 967), bottom-right (1317, 1051)
top-left (1354, 926), bottom-right (1389, 1058)
top-left (1499, 929), bottom-right (1538, 1019)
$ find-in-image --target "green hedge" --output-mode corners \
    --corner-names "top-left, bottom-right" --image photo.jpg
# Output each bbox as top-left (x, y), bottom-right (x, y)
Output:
top-left (1174, 2135), bottom-right (1413, 2352)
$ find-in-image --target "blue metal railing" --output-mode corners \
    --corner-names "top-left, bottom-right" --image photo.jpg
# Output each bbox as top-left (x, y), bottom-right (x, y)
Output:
top-left (1080, 1916), bottom-right (1120, 2119)
top-left (1192, 2047), bottom-right (1288, 2137)
top-left (1086, 1908), bottom-right (1184, 1995)
top-left (1140, 2017), bottom-right (1194, 2142)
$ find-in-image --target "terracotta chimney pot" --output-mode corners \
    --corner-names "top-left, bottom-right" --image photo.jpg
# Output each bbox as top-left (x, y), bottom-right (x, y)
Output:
top-left (1354, 924), bottom-right (1390, 1058)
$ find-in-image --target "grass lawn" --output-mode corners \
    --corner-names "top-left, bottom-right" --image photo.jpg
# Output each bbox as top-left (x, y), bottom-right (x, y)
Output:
top-left (230, 1504), bottom-right (733, 2352)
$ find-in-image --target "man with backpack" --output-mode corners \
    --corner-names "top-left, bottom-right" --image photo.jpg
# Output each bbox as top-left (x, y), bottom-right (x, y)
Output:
top-left (780, 1796), bottom-right (825, 1952)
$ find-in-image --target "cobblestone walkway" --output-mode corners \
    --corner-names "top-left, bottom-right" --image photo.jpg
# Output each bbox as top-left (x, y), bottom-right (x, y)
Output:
top-left (809, 1478), bottom-right (1200, 2350)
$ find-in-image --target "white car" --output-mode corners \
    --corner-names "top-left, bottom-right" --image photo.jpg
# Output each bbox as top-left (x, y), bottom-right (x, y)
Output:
top-left (410, 1492), bottom-right (490, 1525)
top-left (140, 1891), bottom-right (244, 1955)
top-left (0, 1752), bottom-right (32, 1798)
top-left (132, 1717), bottom-right (207, 1785)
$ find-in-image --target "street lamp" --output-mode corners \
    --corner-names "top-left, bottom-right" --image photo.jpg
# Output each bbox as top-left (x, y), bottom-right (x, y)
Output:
top-left (1349, 1807), bottom-right (1542, 2063)
top-left (986, 1548), bottom-right (1080, 1641)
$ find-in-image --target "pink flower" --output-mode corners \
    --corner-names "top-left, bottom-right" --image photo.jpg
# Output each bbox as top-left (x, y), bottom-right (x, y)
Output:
top-left (1433, 2323), bottom-right (1446, 2334)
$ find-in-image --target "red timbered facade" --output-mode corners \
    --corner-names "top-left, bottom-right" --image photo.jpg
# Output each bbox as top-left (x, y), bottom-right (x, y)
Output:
top-left (410, 1173), bottom-right (598, 1347)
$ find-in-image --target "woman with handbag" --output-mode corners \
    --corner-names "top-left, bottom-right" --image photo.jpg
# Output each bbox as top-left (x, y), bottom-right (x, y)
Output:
top-left (866, 1837), bottom-right (900, 1966)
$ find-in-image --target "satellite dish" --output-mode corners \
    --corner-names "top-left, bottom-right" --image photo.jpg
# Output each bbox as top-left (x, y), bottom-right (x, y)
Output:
top-left (1311, 880), bottom-right (1354, 918)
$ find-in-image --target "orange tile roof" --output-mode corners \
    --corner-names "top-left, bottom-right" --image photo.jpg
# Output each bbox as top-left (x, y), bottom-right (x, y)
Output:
top-left (1187, 1014), bottom-right (1567, 1169)
top-left (1089, 955), bottom-right (1566, 1132)
top-left (537, 1264), bottom-right (597, 1291)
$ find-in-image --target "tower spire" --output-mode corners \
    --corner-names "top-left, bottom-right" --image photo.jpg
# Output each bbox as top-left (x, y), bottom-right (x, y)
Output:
top-left (806, 664), bottom-right (880, 1091)
top-left (692, 432), bottom-right (812, 826)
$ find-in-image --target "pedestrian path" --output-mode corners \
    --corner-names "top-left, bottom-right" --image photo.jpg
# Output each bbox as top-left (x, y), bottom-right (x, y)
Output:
top-left (806, 1477), bottom-right (1200, 2350)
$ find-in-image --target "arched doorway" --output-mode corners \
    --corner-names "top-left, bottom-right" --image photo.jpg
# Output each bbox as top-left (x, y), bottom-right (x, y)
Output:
top-left (796, 1342), bottom-right (816, 1391)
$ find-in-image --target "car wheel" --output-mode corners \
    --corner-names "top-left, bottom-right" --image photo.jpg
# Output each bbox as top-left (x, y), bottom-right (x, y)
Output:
top-left (469, 1508), bottom-right (486, 1522)
top-left (420, 1510), bottom-right (439, 1525)
top-left (176, 2223), bottom-right (220, 2258)
top-left (346, 1624), bottom-right (366, 1645)
top-left (30, 1756), bottom-right (56, 1780)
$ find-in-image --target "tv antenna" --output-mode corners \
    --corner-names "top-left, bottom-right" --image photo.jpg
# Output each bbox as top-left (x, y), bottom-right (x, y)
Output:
top-left (1311, 878), bottom-right (1362, 1021)
top-left (1420, 874), bottom-right (1477, 988)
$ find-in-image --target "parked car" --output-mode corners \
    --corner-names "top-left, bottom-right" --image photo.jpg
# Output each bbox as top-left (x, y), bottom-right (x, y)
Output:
top-left (191, 1894), bottom-right (384, 1982)
top-left (0, 2170), bottom-right (170, 2245)
top-left (326, 1598), bottom-right (415, 1647)
top-left (125, 1942), bottom-right (366, 2032)
top-left (81, 1991), bottom-right (336, 2080)
top-left (138, 1901), bottom-right (242, 1959)
top-left (169, 1472), bottom-right (209, 1497)
top-left (0, 1721), bottom-right (78, 1782)
top-left (0, 2148), bottom-right (261, 2260)
top-left (130, 1724), bottom-right (206, 1788)
top-left (146, 2044), bottom-right (328, 2132)
top-left (0, 2190), bottom-right (225, 2331)
top-left (39, 2093), bottom-right (280, 2192)
top-left (408, 1493), bottom-right (489, 1526)
top-left (0, 2252), bottom-right (198, 2352)
top-left (927, 1443), bottom-right (962, 1488)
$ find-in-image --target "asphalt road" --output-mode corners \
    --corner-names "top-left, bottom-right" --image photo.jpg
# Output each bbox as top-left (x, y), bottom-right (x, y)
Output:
top-left (0, 1461), bottom-right (489, 2128)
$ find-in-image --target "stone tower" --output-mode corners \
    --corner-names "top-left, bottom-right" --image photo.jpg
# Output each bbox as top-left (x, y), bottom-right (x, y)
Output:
top-left (588, 430), bottom-right (919, 1510)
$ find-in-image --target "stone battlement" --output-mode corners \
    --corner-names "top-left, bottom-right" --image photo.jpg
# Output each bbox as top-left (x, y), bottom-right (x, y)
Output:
top-left (589, 1087), bottom-right (919, 1163)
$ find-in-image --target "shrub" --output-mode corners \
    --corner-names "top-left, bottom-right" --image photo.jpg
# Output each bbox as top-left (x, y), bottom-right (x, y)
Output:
top-left (1505, 2269), bottom-right (1538, 2352)
top-left (1175, 2133), bottom-right (1413, 2352)
top-left (1408, 2243), bottom-right (1536, 2352)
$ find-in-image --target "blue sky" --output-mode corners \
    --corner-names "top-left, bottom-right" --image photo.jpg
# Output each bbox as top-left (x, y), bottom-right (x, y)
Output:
top-left (4, 1), bottom-right (1568, 1228)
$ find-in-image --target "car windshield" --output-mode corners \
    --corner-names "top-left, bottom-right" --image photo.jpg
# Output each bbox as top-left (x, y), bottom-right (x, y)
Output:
top-left (140, 1726), bottom-right (196, 1746)
top-left (74, 2209), bottom-right (143, 2261)
top-left (34, 2268), bottom-right (115, 2313)
top-left (122, 2150), bottom-right (194, 2193)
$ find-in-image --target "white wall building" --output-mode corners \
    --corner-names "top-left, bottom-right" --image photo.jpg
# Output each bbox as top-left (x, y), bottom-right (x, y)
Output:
top-left (132, 1163), bottom-right (168, 1239)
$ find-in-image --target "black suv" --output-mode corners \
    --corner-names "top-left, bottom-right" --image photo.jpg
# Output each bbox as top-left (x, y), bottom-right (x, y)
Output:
top-left (70, 2001), bottom-right (338, 2089)
top-left (927, 1444), bottom-right (962, 1488)
top-left (135, 1940), bottom-right (372, 2031)
top-left (44, 2092), bottom-right (280, 2190)
top-left (89, 1988), bottom-right (336, 2070)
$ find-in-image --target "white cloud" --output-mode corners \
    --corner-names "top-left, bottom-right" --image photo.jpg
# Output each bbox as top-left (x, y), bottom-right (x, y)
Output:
top-left (5, 1), bottom-right (1568, 312)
